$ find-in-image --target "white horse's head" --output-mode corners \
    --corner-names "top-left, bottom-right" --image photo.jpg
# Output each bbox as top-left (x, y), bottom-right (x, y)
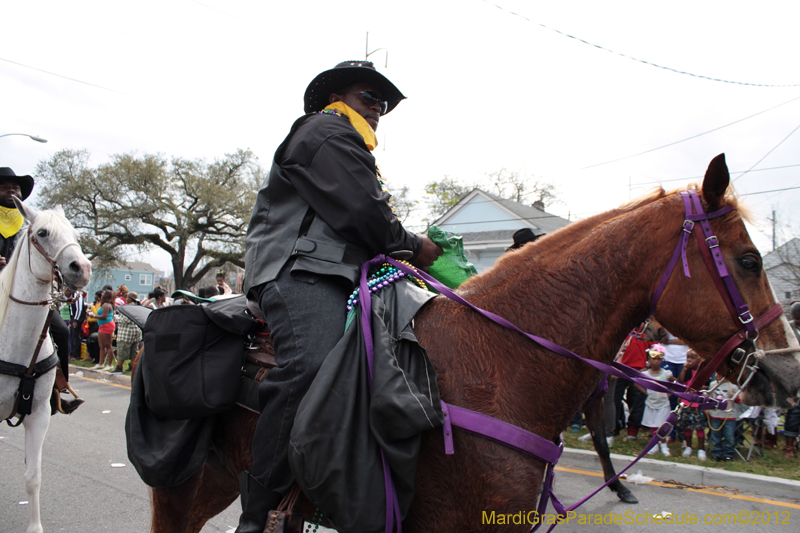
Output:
top-left (13, 197), bottom-right (92, 290)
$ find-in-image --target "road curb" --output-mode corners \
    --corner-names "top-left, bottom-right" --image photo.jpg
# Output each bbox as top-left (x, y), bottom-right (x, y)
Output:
top-left (69, 364), bottom-right (132, 387)
top-left (66, 366), bottom-right (798, 501)
top-left (560, 447), bottom-right (800, 501)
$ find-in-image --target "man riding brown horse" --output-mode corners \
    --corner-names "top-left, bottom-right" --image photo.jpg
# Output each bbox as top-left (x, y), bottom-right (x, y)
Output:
top-left (239, 61), bottom-right (442, 532)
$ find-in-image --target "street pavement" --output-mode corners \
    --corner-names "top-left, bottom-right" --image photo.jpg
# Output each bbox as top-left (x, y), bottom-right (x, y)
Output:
top-left (2, 368), bottom-right (798, 532)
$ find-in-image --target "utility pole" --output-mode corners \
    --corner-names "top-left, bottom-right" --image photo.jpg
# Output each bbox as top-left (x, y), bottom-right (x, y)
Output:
top-left (773, 209), bottom-right (777, 252)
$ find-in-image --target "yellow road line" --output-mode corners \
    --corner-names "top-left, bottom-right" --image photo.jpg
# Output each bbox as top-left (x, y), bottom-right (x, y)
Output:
top-left (73, 374), bottom-right (131, 390)
top-left (554, 465), bottom-right (800, 510)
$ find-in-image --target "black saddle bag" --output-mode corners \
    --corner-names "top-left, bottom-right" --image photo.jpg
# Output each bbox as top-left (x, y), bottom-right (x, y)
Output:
top-left (142, 297), bottom-right (256, 419)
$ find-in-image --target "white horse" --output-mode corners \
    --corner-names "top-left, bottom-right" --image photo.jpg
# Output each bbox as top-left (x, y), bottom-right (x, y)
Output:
top-left (0, 198), bottom-right (91, 533)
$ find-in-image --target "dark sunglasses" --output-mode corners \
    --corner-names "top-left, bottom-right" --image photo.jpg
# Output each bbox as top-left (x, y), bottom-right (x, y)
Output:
top-left (347, 90), bottom-right (388, 115)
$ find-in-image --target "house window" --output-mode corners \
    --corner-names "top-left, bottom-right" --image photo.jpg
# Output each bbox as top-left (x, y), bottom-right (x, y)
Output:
top-left (140, 274), bottom-right (153, 286)
top-left (786, 292), bottom-right (792, 300)
top-left (124, 274), bottom-right (132, 281)
top-left (105, 273), bottom-right (113, 279)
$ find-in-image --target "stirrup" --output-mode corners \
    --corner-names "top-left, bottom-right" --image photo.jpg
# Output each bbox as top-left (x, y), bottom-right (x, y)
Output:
top-left (51, 386), bottom-right (85, 415)
top-left (265, 485), bottom-right (304, 533)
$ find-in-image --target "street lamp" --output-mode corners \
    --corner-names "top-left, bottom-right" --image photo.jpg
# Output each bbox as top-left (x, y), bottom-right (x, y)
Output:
top-left (0, 133), bottom-right (48, 143)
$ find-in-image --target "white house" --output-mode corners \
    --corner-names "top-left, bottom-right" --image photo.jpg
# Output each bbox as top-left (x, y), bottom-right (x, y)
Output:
top-left (434, 189), bottom-right (571, 272)
top-left (763, 237), bottom-right (800, 310)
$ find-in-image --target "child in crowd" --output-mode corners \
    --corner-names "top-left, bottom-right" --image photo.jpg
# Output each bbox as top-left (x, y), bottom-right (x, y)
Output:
top-left (707, 372), bottom-right (741, 461)
top-left (636, 344), bottom-right (675, 456)
top-left (677, 350), bottom-right (708, 460)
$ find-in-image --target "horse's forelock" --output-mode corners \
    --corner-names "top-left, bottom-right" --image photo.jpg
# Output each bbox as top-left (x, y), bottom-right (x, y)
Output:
top-left (31, 209), bottom-right (75, 243)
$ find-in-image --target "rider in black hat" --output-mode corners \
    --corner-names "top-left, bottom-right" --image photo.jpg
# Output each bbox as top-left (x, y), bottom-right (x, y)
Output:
top-left (0, 167), bottom-right (83, 414)
top-left (238, 62), bottom-right (442, 532)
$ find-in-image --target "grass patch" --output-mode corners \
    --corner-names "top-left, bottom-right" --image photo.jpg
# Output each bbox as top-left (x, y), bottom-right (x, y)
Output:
top-left (563, 429), bottom-right (798, 480)
top-left (70, 357), bottom-right (134, 376)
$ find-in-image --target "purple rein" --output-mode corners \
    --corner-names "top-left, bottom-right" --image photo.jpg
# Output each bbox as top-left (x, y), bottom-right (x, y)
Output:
top-left (357, 252), bottom-right (729, 533)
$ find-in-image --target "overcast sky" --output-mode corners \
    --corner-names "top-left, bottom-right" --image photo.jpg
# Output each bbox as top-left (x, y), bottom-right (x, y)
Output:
top-left (2, 0), bottom-right (799, 272)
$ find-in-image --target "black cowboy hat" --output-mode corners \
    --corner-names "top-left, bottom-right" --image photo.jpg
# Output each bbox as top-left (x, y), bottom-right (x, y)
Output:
top-left (0, 167), bottom-right (34, 200)
top-left (508, 227), bottom-right (543, 250)
top-left (303, 60), bottom-right (406, 115)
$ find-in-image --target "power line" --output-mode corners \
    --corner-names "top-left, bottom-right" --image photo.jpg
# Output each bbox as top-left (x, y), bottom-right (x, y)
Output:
top-left (583, 95), bottom-right (800, 170)
top-left (481, 0), bottom-right (800, 88)
top-left (631, 163), bottom-right (800, 186)
top-left (0, 56), bottom-right (127, 95)
top-left (733, 122), bottom-right (800, 182)
top-left (743, 185), bottom-right (800, 196)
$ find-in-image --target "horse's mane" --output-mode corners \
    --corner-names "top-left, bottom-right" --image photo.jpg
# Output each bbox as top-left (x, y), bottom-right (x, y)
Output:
top-left (459, 182), bottom-right (748, 294)
top-left (0, 209), bottom-right (74, 329)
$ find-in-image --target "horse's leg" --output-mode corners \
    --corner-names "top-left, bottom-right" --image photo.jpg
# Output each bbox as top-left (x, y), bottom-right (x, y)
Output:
top-left (150, 469), bottom-right (203, 533)
top-left (185, 458), bottom-right (241, 533)
top-left (22, 406), bottom-right (51, 533)
top-left (583, 394), bottom-right (638, 504)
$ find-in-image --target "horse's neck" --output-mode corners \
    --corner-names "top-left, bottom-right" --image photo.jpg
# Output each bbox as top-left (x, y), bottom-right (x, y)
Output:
top-left (424, 197), bottom-right (683, 435)
top-left (0, 262), bottom-right (54, 364)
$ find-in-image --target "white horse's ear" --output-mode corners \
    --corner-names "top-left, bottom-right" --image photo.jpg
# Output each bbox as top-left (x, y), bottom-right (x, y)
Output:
top-left (12, 195), bottom-right (38, 222)
top-left (53, 205), bottom-right (65, 217)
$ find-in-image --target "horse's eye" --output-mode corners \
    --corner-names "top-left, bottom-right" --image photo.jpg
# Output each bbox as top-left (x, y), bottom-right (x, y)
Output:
top-left (738, 256), bottom-right (761, 273)
top-left (37, 229), bottom-right (48, 238)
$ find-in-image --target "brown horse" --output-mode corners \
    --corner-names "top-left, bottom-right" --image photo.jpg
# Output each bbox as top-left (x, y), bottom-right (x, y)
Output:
top-left (146, 155), bottom-right (800, 533)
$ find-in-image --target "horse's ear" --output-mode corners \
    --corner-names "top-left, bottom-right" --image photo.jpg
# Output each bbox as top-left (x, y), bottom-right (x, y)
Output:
top-left (701, 153), bottom-right (730, 210)
top-left (53, 205), bottom-right (65, 217)
top-left (12, 196), bottom-right (38, 222)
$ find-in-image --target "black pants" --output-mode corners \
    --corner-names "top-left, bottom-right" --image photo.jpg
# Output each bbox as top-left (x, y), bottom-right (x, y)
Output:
top-left (68, 320), bottom-right (83, 360)
top-left (49, 310), bottom-right (70, 381)
top-left (615, 377), bottom-right (645, 432)
top-left (250, 267), bottom-right (350, 495)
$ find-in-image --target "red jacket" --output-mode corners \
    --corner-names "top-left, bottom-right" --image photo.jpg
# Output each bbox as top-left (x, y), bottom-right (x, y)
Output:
top-left (619, 337), bottom-right (652, 370)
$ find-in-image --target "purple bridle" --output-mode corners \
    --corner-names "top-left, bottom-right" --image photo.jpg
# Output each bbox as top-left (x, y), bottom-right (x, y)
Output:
top-left (648, 190), bottom-right (783, 391)
top-left (357, 190), bottom-right (783, 533)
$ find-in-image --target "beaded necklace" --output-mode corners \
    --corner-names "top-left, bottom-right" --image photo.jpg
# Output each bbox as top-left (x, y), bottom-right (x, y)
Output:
top-left (346, 261), bottom-right (427, 312)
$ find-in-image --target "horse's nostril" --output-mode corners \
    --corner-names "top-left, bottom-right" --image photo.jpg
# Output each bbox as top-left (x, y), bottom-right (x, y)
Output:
top-left (69, 261), bottom-right (81, 273)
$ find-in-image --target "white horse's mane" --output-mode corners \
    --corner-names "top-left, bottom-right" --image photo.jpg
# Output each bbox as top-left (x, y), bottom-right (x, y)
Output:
top-left (0, 209), bottom-right (75, 329)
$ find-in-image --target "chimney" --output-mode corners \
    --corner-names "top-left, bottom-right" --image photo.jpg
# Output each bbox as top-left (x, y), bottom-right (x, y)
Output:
top-left (532, 200), bottom-right (545, 210)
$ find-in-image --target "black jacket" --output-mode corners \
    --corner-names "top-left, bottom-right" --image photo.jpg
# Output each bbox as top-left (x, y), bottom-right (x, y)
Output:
top-left (243, 112), bottom-right (421, 293)
top-left (0, 232), bottom-right (19, 264)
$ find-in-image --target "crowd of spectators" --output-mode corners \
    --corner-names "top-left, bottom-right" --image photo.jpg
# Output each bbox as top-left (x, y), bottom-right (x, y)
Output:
top-left (62, 272), bottom-right (237, 374)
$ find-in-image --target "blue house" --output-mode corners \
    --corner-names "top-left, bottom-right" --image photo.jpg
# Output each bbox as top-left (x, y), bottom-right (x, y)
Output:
top-left (434, 189), bottom-right (571, 272)
top-left (87, 260), bottom-right (160, 297)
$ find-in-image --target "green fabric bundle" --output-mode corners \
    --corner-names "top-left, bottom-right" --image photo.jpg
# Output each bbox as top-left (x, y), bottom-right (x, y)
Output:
top-left (425, 225), bottom-right (477, 290)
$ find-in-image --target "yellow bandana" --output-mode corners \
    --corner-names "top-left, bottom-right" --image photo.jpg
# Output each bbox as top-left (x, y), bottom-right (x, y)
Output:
top-left (324, 101), bottom-right (378, 151)
top-left (0, 206), bottom-right (23, 239)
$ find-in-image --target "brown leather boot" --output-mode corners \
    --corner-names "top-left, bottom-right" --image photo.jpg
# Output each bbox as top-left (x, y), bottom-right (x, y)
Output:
top-left (784, 436), bottom-right (797, 459)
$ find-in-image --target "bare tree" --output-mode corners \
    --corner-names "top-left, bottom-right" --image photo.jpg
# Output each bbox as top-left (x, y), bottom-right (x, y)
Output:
top-left (36, 148), bottom-right (264, 289)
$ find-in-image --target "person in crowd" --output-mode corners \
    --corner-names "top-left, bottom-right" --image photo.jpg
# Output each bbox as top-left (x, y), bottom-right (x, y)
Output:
top-left (142, 288), bottom-right (167, 309)
top-left (88, 289), bottom-right (116, 371)
top-left (115, 284), bottom-right (129, 306)
top-left (677, 349), bottom-right (708, 460)
top-left (661, 329), bottom-right (687, 441)
top-left (110, 291), bottom-right (142, 374)
top-left (86, 290), bottom-right (102, 334)
top-left (237, 60), bottom-right (442, 532)
top-left (216, 270), bottom-right (233, 295)
top-left (614, 324), bottom-right (653, 440)
top-left (0, 167), bottom-right (82, 412)
top-left (782, 302), bottom-right (800, 459)
top-left (84, 290), bottom-right (103, 363)
top-left (59, 289), bottom-right (73, 326)
top-left (68, 287), bottom-right (86, 360)
top-left (707, 371), bottom-right (741, 461)
top-left (637, 345), bottom-right (675, 456)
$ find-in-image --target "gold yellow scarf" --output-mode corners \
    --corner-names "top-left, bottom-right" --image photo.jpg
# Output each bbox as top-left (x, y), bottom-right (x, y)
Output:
top-left (324, 101), bottom-right (378, 150)
top-left (0, 206), bottom-right (23, 239)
